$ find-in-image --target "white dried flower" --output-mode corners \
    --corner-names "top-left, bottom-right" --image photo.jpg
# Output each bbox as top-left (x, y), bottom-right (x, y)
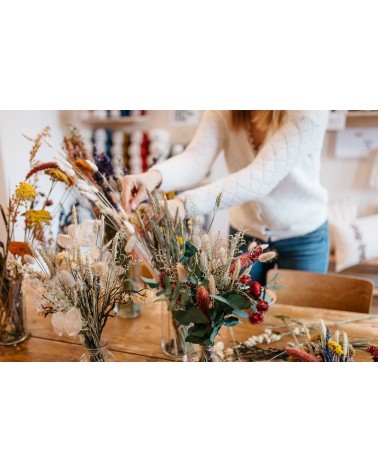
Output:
top-left (57, 234), bottom-right (74, 249)
top-left (51, 312), bottom-right (65, 336)
top-left (208, 274), bottom-right (216, 296)
top-left (85, 159), bottom-right (98, 172)
top-left (60, 269), bottom-right (76, 288)
top-left (64, 307), bottom-right (82, 336)
top-left (24, 255), bottom-right (36, 265)
top-left (176, 263), bottom-right (189, 283)
top-left (51, 307), bottom-right (83, 336)
top-left (260, 244), bottom-right (269, 250)
top-left (122, 219), bottom-right (135, 235)
top-left (125, 235), bottom-right (137, 253)
top-left (247, 241), bottom-right (257, 251)
top-left (92, 262), bottom-right (108, 276)
top-left (258, 251), bottom-right (277, 263)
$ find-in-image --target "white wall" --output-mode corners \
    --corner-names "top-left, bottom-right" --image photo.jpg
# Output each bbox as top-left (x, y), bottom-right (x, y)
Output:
top-left (0, 111), bottom-right (63, 241)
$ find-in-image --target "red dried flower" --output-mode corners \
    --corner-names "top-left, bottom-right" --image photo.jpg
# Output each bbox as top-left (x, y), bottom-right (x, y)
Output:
top-left (249, 281), bottom-right (262, 298)
top-left (196, 286), bottom-right (210, 314)
top-left (239, 274), bottom-right (252, 285)
top-left (248, 311), bottom-right (264, 325)
top-left (25, 162), bottom-right (60, 180)
top-left (256, 300), bottom-right (269, 313)
top-left (367, 345), bottom-right (378, 358)
top-left (229, 250), bottom-right (261, 275)
top-left (249, 246), bottom-right (263, 262)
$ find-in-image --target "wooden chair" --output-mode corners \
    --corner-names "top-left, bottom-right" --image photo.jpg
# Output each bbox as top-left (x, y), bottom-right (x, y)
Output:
top-left (266, 269), bottom-right (374, 313)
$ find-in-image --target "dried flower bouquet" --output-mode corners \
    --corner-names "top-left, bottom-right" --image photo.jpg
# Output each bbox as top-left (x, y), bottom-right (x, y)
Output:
top-left (25, 209), bottom-right (138, 360)
top-left (138, 192), bottom-right (279, 355)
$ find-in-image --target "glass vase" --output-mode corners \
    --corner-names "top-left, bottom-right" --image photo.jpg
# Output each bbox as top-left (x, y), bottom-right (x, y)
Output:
top-left (80, 338), bottom-right (115, 362)
top-left (116, 263), bottom-right (141, 319)
top-left (116, 301), bottom-right (141, 319)
top-left (186, 345), bottom-right (224, 362)
top-left (161, 304), bottom-right (195, 359)
top-left (0, 278), bottom-right (29, 346)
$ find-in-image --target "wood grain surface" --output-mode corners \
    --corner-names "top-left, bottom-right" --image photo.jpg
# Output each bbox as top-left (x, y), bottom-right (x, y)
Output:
top-left (1, 289), bottom-right (377, 361)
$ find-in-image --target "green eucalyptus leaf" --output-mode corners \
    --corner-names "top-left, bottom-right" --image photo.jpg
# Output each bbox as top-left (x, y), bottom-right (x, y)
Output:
top-left (227, 293), bottom-right (251, 310)
top-left (210, 326), bottom-right (220, 343)
top-left (188, 307), bottom-right (209, 324)
top-left (140, 276), bottom-right (159, 288)
top-left (156, 289), bottom-right (166, 297)
top-left (232, 309), bottom-right (249, 319)
top-left (168, 281), bottom-right (181, 311)
top-left (163, 275), bottom-right (172, 295)
top-left (172, 310), bottom-right (191, 326)
top-left (184, 240), bottom-right (197, 258)
top-left (223, 316), bottom-right (240, 327)
top-left (210, 294), bottom-right (231, 306)
top-left (181, 287), bottom-right (191, 306)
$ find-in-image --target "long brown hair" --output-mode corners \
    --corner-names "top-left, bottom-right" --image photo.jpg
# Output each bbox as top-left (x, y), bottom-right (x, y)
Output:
top-left (231, 110), bottom-right (289, 132)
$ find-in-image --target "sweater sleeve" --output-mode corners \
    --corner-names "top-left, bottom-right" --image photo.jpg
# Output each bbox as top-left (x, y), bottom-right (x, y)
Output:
top-left (151, 110), bottom-right (227, 192)
top-left (180, 110), bottom-right (329, 216)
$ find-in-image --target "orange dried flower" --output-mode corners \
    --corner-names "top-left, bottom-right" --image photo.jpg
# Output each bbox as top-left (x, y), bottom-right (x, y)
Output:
top-left (8, 241), bottom-right (32, 257)
top-left (74, 159), bottom-right (95, 178)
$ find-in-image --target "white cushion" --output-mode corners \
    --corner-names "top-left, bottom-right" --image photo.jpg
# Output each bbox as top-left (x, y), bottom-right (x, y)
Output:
top-left (328, 201), bottom-right (358, 252)
top-left (331, 213), bottom-right (378, 272)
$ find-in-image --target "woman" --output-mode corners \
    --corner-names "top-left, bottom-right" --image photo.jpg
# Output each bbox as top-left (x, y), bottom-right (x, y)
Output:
top-left (121, 110), bottom-right (330, 284)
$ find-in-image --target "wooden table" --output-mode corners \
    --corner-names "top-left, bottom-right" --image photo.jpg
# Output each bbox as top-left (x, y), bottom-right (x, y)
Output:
top-left (1, 300), bottom-right (377, 362)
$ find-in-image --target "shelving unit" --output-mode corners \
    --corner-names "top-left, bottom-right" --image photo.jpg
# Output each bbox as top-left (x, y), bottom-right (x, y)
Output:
top-left (347, 111), bottom-right (378, 118)
top-left (80, 115), bottom-right (149, 128)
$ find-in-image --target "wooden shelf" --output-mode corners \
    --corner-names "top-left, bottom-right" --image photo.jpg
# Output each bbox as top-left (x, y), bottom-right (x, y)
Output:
top-left (80, 115), bottom-right (148, 128)
top-left (347, 111), bottom-right (378, 118)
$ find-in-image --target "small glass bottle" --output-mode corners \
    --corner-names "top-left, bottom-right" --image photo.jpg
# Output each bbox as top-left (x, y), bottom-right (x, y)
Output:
top-left (80, 339), bottom-right (115, 362)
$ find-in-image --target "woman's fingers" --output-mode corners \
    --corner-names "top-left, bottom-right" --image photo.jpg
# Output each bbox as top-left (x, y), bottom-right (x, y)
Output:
top-left (121, 177), bottom-right (135, 212)
top-left (131, 184), bottom-right (147, 211)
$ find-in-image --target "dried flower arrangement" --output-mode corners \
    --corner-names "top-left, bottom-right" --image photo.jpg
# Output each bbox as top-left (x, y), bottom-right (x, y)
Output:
top-left (24, 208), bottom-right (139, 361)
top-left (137, 192), bottom-right (279, 358)
top-left (284, 320), bottom-right (356, 362)
top-left (0, 129), bottom-right (74, 344)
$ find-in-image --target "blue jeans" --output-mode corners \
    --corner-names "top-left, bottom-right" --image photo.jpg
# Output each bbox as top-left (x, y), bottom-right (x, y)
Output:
top-left (230, 221), bottom-right (330, 285)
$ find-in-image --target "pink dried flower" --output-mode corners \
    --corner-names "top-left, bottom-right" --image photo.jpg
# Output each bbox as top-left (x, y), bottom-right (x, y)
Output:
top-left (285, 346), bottom-right (320, 362)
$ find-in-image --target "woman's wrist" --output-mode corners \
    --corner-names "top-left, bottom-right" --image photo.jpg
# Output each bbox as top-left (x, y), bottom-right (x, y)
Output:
top-left (148, 169), bottom-right (163, 189)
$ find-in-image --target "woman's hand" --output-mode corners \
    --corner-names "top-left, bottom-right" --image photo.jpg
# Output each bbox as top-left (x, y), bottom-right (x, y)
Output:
top-left (121, 170), bottom-right (162, 212)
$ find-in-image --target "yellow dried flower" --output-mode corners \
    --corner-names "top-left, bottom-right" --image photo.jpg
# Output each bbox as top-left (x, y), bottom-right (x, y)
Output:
top-left (328, 340), bottom-right (344, 356)
top-left (310, 333), bottom-right (321, 342)
top-left (24, 209), bottom-right (52, 227)
top-left (15, 182), bottom-right (37, 201)
top-left (45, 169), bottom-right (74, 186)
top-left (176, 236), bottom-right (184, 246)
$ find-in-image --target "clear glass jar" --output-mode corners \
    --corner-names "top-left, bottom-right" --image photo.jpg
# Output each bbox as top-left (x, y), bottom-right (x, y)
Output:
top-left (116, 264), bottom-right (141, 319)
top-left (116, 301), bottom-right (141, 319)
top-left (185, 345), bottom-right (223, 362)
top-left (80, 339), bottom-right (115, 362)
top-left (0, 278), bottom-right (29, 346)
top-left (161, 304), bottom-right (196, 359)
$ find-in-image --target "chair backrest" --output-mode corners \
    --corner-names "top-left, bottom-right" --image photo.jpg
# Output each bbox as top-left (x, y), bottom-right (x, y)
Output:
top-left (266, 269), bottom-right (374, 313)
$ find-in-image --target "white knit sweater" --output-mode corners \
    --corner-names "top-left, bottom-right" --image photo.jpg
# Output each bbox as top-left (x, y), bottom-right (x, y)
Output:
top-left (153, 110), bottom-right (329, 242)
